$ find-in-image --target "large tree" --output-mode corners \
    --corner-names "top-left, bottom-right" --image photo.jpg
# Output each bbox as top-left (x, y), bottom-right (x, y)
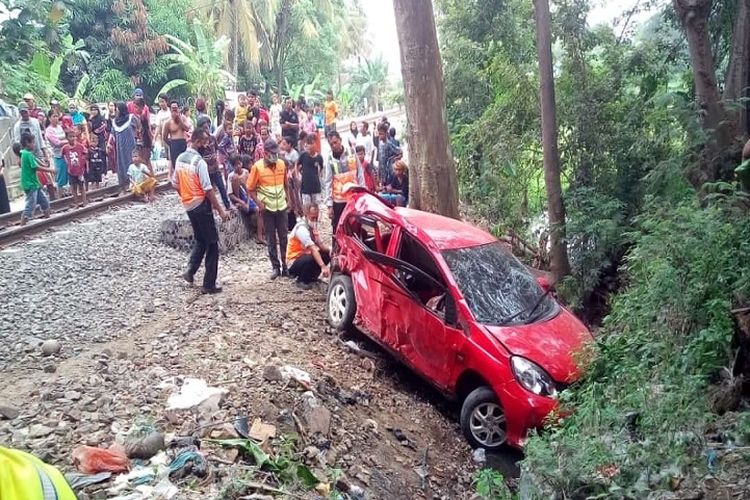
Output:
top-left (392, 0), bottom-right (459, 218)
top-left (673, 0), bottom-right (750, 184)
top-left (534, 0), bottom-right (571, 280)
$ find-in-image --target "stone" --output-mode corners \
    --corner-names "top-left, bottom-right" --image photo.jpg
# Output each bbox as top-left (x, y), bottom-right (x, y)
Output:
top-left (40, 340), bottom-right (61, 356)
top-left (43, 363), bottom-right (56, 373)
top-left (27, 424), bottom-right (55, 439)
top-left (64, 391), bottom-right (82, 401)
top-left (262, 365), bottom-right (283, 382)
top-left (301, 393), bottom-right (331, 436)
top-left (0, 405), bottom-right (19, 420)
top-left (143, 299), bottom-right (156, 314)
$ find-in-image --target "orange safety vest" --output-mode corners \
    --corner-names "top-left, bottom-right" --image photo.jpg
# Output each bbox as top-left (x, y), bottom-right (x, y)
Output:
top-left (286, 221), bottom-right (318, 263)
top-left (174, 149), bottom-right (206, 210)
top-left (331, 155), bottom-right (358, 203)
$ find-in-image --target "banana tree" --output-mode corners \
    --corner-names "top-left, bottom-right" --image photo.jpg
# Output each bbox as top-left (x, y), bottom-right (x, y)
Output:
top-left (157, 19), bottom-right (236, 110)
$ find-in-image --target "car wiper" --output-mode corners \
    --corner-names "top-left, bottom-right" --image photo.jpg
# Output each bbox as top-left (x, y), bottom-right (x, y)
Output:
top-left (501, 287), bottom-right (553, 325)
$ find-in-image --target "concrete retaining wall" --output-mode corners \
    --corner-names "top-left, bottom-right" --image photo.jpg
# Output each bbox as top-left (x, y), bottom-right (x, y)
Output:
top-left (160, 209), bottom-right (256, 254)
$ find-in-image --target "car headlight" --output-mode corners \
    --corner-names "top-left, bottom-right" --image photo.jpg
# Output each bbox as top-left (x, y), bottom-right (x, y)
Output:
top-left (511, 356), bottom-right (558, 397)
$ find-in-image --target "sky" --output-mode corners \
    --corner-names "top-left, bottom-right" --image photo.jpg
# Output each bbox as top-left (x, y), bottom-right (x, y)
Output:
top-left (361, 0), bottom-right (666, 85)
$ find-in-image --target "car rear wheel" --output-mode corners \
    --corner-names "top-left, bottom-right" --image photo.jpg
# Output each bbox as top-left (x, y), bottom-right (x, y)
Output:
top-left (327, 274), bottom-right (356, 331)
top-left (460, 386), bottom-right (507, 450)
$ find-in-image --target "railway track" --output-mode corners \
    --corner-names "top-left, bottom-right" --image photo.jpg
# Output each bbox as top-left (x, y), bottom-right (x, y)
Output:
top-left (0, 172), bottom-right (171, 248)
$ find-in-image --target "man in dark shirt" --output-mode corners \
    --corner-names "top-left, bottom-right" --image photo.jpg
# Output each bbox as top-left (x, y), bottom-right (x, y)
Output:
top-left (279, 97), bottom-right (299, 149)
top-left (297, 134), bottom-right (324, 206)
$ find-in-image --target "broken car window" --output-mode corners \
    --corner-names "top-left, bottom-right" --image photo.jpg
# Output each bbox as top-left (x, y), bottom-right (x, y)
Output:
top-left (442, 242), bottom-right (559, 326)
top-left (395, 232), bottom-right (447, 314)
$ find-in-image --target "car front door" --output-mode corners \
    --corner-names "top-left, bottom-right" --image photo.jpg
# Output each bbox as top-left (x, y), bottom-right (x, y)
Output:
top-left (362, 235), bottom-right (465, 391)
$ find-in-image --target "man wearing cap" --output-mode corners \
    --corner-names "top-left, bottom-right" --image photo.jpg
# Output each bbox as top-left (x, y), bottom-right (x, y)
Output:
top-left (13, 102), bottom-right (47, 165)
top-left (22, 93), bottom-right (43, 123)
top-left (247, 139), bottom-right (291, 280)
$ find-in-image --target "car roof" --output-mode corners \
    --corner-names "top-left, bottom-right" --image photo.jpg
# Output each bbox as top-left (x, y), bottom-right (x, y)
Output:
top-left (394, 207), bottom-right (497, 250)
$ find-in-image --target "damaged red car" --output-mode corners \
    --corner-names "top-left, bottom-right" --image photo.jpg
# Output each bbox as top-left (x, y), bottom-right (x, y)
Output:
top-left (327, 190), bottom-right (593, 450)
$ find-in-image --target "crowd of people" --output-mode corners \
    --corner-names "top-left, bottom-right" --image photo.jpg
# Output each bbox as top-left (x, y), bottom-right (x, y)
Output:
top-left (8, 87), bottom-right (407, 292)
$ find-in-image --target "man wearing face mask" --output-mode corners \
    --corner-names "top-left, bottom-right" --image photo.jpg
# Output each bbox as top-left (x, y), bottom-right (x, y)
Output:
top-left (286, 204), bottom-right (330, 290)
top-left (247, 139), bottom-right (291, 280)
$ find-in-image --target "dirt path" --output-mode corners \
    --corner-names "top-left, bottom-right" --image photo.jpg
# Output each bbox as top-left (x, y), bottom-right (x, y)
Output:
top-left (0, 226), bottom-right (476, 499)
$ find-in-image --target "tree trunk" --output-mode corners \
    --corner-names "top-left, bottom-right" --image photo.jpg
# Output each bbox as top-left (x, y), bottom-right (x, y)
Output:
top-left (392, 0), bottom-right (459, 218)
top-left (231, 0), bottom-right (239, 87)
top-left (724, 0), bottom-right (750, 138)
top-left (673, 0), bottom-right (735, 157)
top-left (534, 0), bottom-right (571, 281)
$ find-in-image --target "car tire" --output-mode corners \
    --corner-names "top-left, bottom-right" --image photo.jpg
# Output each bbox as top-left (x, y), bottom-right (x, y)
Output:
top-left (460, 386), bottom-right (507, 450)
top-left (327, 274), bottom-right (356, 331)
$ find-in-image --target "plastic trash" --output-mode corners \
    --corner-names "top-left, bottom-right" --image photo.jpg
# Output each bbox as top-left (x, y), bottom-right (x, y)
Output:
top-left (279, 365), bottom-right (312, 389)
top-left (72, 444), bottom-right (130, 474)
top-left (64, 471), bottom-right (112, 490)
top-left (168, 450), bottom-right (209, 481)
top-left (165, 378), bottom-right (228, 411)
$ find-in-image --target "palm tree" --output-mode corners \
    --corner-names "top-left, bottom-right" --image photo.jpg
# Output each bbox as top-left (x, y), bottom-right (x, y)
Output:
top-left (351, 56), bottom-right (389, 113)
top-left (157, 18), bottom-right (236, 110)
top-left (197, 0), bottom-right (275, 81)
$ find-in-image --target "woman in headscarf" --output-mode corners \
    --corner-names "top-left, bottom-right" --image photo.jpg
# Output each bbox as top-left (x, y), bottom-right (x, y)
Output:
top-left (106, 101), bottom-right (117, 174)
top-left (111, 102), bottom-right (137, 194)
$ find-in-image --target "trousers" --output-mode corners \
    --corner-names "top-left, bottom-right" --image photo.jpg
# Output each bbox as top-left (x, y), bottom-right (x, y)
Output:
top-left (289, 251), bottom-right (331, 283)
top-left (263, 209), bottom-right (288, 271)
top-left (186, 199), bottom-right (219, 288)
top-left (209, 170), bottom-right (231, 209)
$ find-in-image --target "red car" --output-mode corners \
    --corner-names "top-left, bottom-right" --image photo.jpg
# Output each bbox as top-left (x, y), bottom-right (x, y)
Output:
top-left (327, 190), bottom-right (593, 449)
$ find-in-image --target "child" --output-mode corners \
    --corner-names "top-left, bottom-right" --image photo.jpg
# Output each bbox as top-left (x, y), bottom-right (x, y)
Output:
top-left (356, 145), bottom-right (377, 192)
top-left (234, 94), bottom-right (249, 131)
top-left (227, 154), bottom-right (264, 244)
top-left (297, 134), bottom-right (324, 207)
top-left (87, 145), bottom-right (106, 191)
top-left (16, 133), bottom-right (55, 225)
top-left (215, 119), bottom-right (236, 173)
top-left (237, 119), bottom-right (259, 157)
top-left (281, 137), bottom-right (301, 229)
top-left (62, 129), bottom-right (88, 207)
top-left (127, 150), bottom-right (157, 202)
top-left (254, 125), bottom-right (269, 162)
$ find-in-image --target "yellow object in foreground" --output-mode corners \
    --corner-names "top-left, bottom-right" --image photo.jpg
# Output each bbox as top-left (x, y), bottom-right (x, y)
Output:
top-left (133, 176), bottom-right (157, 196)
top-left (0, 446), bottom-right (76, 500)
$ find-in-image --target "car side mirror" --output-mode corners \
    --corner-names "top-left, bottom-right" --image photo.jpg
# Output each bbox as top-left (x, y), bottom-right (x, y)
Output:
top-left (537, 276), bottom-right (553, 293)
top-left (445, 294), bottom-right (458, 326)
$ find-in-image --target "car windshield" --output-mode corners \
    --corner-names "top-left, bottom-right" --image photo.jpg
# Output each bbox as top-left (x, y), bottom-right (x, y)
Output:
top-left (442, 242), bottom-right (558, 326)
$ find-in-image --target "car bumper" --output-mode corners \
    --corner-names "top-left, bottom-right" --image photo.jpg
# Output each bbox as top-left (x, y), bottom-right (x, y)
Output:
top-left (494, 379), bottom-right (558, 448)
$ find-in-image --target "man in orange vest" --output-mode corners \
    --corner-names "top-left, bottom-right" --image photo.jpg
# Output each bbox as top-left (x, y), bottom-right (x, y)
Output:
top-left (287, 203), bottom-right (330, 289)
top-left (172, 128), bottom-right (229, 294)
top-left (324, 130), bottom-right (364, 236)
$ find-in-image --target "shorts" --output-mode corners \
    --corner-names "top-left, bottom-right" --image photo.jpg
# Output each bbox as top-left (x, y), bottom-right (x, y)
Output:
top-left (69, 174), bottom-right (86, 186)
top-left (301, 193), bottom-right (321, 207)
top-left (132, 176), bottom-right (157, 195)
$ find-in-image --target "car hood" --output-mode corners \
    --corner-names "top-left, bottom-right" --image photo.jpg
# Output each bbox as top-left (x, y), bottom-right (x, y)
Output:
top-left (484, 309), bottom-right (593, 384)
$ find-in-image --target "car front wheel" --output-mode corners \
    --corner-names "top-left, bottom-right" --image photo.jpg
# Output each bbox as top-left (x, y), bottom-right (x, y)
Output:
top-left (327, 274), bottom-right (356, 331)
top-left (460, 386), bottom-right (507, 450)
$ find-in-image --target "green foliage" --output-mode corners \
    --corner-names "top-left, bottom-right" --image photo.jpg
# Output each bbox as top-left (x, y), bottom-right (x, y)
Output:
top-left (473, 468), bottom-right (514, 499)
top-left (158, 18), bottom-right (235, 109)
top-left (88, 68), bottom-right (133, 103)
top-left (523, 191), bottom-right (750, 496)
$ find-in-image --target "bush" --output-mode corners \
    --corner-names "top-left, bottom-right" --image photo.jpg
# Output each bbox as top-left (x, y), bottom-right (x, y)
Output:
top-left (521, 191), bottom-right (750, 498)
